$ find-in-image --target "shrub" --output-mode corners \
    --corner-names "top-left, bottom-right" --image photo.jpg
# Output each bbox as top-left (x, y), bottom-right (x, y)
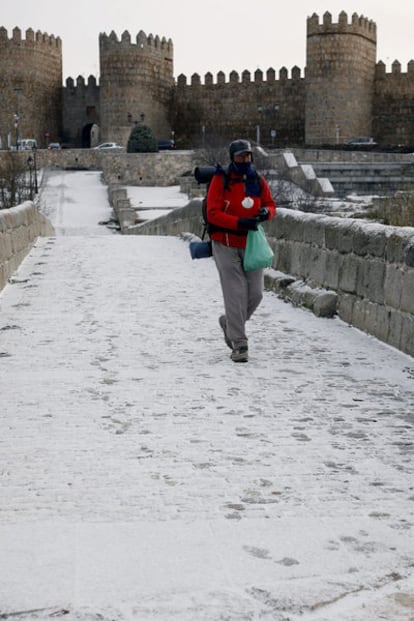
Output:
top-left (127, 124), bottom-right (158, 153)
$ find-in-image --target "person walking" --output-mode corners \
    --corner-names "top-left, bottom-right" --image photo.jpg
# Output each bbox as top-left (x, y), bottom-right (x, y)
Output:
top-left (206, 139), bottom-right (276, 362)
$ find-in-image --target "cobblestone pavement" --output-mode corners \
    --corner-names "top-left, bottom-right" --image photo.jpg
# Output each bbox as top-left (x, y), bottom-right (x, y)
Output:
top-left (0, 172), bottom-right (413, 620)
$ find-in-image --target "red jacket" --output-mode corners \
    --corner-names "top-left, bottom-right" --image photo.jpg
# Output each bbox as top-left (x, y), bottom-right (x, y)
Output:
top-left (206, 168), bottom-right (276, 248)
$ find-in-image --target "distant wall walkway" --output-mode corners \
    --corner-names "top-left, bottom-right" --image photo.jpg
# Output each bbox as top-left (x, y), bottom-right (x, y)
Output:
top-left (0, 202), bottom-right (54, 291)
top-left (130, 199), bottom-right (414, 358)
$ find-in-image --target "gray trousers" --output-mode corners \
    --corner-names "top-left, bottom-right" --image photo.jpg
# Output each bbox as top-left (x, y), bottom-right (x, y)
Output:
top-left (212, 241), bottom-right (264, 349)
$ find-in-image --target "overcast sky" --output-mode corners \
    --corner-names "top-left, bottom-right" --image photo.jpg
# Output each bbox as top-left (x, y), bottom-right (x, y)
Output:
top-left (2, 0), bottom-right (414, 83)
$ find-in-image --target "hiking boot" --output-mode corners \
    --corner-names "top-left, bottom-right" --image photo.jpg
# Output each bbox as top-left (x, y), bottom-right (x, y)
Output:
top-left (219, 315), bottom-right (232, 349)
top-left (231, 346), bottom-right (248, 363)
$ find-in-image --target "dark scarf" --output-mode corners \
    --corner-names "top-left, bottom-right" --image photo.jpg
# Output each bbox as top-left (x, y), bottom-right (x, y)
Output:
top-left (229, 162), bottom-right (261, 196)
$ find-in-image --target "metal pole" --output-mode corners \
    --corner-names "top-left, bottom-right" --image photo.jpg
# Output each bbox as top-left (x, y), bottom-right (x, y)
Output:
top-left (14, 117), bottom-right (19, 150)
top-left (13, 87), bottom-right (22, 149)
top-left (27, 157), bottom-right (33, 200)
top-left (33, 146), bottom-right (38, 194)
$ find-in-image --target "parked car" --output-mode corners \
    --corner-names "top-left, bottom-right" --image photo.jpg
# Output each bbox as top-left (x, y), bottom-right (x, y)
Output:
top-left (158, 139), bottom-right (176, 150)
top-left (17, 138), bottom-right (37, 150)
top-left (48, 142), bottom-right (61, 150)
top-left (93, 142), bottom-right (124, 150)
top-left (346, 137), bottom-right (377, 146)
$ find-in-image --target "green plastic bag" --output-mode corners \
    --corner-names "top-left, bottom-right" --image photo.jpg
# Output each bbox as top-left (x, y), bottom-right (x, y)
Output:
top-left (243, 224), bottom-right (274, 271)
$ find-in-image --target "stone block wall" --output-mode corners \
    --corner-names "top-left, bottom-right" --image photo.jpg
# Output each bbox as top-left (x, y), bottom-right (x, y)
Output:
top-left (6, 12), bottom-right (414, 150)
top-left (265, 210), bottom-right (414, 356)
top-left (108, 187), bottom-right (136, 233)
top-left (305, 12), bottom-right (377, 144)
top-left (17, 149), bottom-right (196, 188)
top-left (0, 27), bottom-right (62, 149)
top-left (100, 151), bottom-right (195, 187)
top-left (99, 30), bottom-right (174, 145)
top-left (0, 202), bottom-right (54, 291)
top-left (373, 61), bottom-right (414, 146)
top-left (132, 202), bottom-right (414, 357)
top-left (173, 67), bottom-right (305, 147)
top-left (62, 76), bottom-right (100, 148)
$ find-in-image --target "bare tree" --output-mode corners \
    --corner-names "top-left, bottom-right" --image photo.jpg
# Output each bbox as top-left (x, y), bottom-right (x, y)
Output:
top-left (196, 145), bottom-right (228, 167)
top-left (0, 153), bottom-right (30, 209)
top-left (194, 145), bottom-right (318, 212)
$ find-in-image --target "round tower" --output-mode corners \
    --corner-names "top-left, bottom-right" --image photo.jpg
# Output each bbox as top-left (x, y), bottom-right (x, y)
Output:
top-left (0, 27), bottom-right (62, 148)
top-left (305, 11), bottom-right (377, 145)
top-left (99, 30), bottom-right (174, 145)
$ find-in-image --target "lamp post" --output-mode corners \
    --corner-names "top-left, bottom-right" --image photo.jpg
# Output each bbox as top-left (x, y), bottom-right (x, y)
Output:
top-left (335, 125), bottom-right (341, 144)
top-left (257, 103), bottom-right (280, 147)
top-left (27, 155), bottom-right (33, 200)
top-left (32, 145), bottom-right (38, 194)
top-left (13, 87), bottom-right (23, 150)
top-left (13, 113), bottom-right (19, 150)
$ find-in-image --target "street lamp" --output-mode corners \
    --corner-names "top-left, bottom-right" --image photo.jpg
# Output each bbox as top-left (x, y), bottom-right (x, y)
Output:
top-left (13, 87), bottom-right (23, 149)
top-left (27, 155), bottom-right (33, 200)
top-left (335, 125), bottom-right (341, 144)
top-left (13, 113), bottom-right (19, 150)
top-left (32, 145), bottom-right (38, 194)
top-left (256, 125), bottom-right (260, 145)
top-left (257, 103), bottom-right (280, 147)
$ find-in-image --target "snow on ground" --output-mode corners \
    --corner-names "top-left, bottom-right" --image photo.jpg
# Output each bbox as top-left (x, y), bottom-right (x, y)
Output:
top-left (0, 170), bottom-right (414, 620)
top-left (39, 169), bottom-right (114, 235)
top-left (125, 184), bottom-right (189, 222)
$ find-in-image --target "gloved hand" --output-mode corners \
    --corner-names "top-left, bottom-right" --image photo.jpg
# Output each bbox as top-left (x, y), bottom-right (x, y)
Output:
top-left (237, 218), bottom-right (259, 231)
top-left (257, 207), bottom-right (270, 221)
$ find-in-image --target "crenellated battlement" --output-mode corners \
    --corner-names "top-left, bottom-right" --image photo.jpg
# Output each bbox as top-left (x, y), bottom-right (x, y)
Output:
top-left (0, 24), bottom-right (62, 149)
top-left (98, 28), bottom-right (174, 143)
top-left (65, 75), bottom-right (99, 89)
top-left (99, 29), bottom-right (173, 54)
top-left (176, 66), bottom-right (302, 87)
top-left (305, 10), bottom-right (377, 144)
top-left (307, 10), bottom-right (376, 43)
top-left (375, 59), bottom-right (414, 76)
top-left (0, 26), bottom-right (61, 50)
top-left (2, 10), bottom-right (414, 150)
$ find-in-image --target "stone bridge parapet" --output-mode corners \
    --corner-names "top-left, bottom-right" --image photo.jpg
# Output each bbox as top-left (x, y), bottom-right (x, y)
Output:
top-left (0, 202), bottom-right (54, 290)
top-left (131, 201), bottom-right (414, 357)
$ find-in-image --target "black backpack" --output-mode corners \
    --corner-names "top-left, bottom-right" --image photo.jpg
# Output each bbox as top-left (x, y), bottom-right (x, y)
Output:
top-left (194, 165), bottom-right (262, 240)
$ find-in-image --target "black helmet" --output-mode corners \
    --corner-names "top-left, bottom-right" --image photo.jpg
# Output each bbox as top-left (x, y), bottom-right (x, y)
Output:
top-left (229, 139), bottom-right (252, 160)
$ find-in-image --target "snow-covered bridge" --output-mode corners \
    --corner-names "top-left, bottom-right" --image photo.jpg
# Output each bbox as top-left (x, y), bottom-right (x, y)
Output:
top-left (0, 170), bottom-right (413, 621)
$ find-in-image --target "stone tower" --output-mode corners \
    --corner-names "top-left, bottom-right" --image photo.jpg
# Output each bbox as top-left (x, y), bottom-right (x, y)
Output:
top-left (99, 30), bottom-right (174, 145)
top-left (305, 11), bottom-right (377, 145)
top-left (0, 27), bottom-right (62, 149)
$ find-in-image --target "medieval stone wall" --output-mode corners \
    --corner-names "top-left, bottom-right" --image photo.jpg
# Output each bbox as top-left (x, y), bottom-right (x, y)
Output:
top-left (305, 12), bottom-right (377, 145)
top-left (0, 27), bottom-right (62, 149)
top-left (98, 30), bottom-right (174, 145)
top-left (62, 76), bottom-right (100, 147)
top-left (373, 61), bottom-right (414, 146)
top-left (172, 67), bottom-right (305, 148)
top-left (0, 202), bottom-right (54, 291)
top-left (3, 12), bottom-right (414, 149)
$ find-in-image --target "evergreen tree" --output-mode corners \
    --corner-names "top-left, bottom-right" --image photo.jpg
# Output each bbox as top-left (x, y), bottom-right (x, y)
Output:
top-left (127, 124), bottom-right (158, 153)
